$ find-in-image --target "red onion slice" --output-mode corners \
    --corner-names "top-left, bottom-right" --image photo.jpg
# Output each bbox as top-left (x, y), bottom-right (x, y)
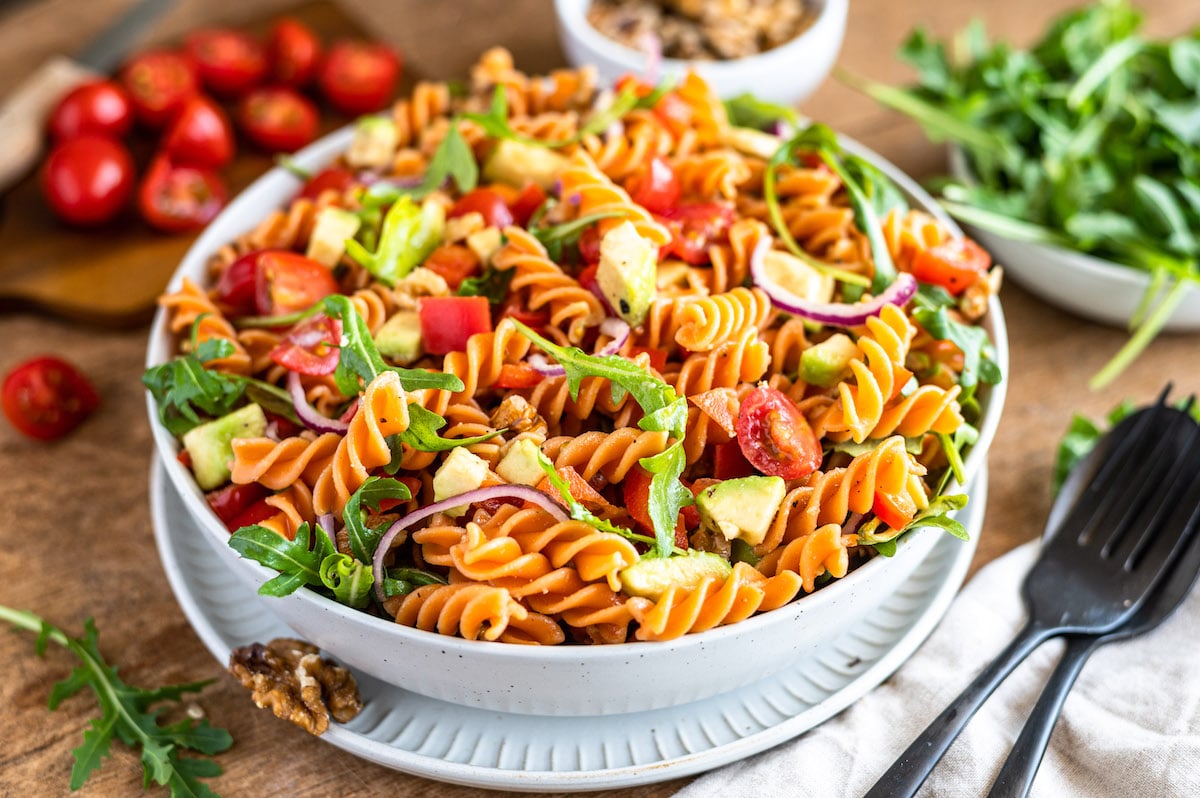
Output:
top-left (371, 485), bottom-right (569, 603)
top-left (528, 317), bottom-right (631, 376)
top-left (287, 371), bottom-right (350, 435)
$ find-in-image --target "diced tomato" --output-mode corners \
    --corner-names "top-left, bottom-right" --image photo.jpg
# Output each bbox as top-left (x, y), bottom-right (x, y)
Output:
top-left (423, 244), bottom-right (481, 291)
top-left (177, 449), bottom-right (193, 469)
top-left (498, 299), bottom-right (549, 330)
top-left (228, 498), bottom-right (280, 532)
top-left (537, 466), bottom-right (614, 514)
top-left (656, 202), bottom-right (736, 264)
top-left (254, 251), bottom-right (340, 316)
top-left (269, 314), bottom-right (341, 375)
top-left (1, 356), bottom-right (99, 441)
top-left (494, 363), bottom-right (543, 389)
top-left (214, 250), bottom-right (262, 315)
top-left (264, 411), bottom-right (304, 439)
top-left (873, 490), bottom-right (918, 532)
top-left (713, 441), bottom-right (756, 480)
top-left (623, 465), bottom-right (653, 531)
top-left (628, 345), bottom-right (668, 373)
top-left (688, 388), bottom-right (739, 437)
top-left (911, 237), bottom-right (992, 296)
top-left (449, 188), bottom-right (514, 229)
top-left (418, 296), bottom-right (492, 355)
top-left (652, 92), bottom-right (694, 138)
top-left (735, 386), bottom-right (822, 480)
top-left (509, 183), bottom-right (547, 226)
top-left (577, 227), bottom-right (602, 264)
top-left (626, 157), bottom-right (680, 214)
top-left (299, 166), bottom-right (356, 200)
top-left (207, 482), bottom-right (270, 531)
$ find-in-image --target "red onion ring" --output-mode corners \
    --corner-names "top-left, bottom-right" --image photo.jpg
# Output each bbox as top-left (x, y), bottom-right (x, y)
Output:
top-left (287, 370), bottom-right (350, 435)
top-left (371, 485), bottom-right (569, 603)
top-left (528, 317), bottom-right (631, 376)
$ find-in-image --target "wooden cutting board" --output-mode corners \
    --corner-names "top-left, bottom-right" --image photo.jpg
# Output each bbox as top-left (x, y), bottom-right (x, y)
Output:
top-left (0, 1), bottom-right (371, 328)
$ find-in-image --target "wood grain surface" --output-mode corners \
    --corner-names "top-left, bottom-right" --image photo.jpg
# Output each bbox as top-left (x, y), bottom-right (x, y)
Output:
top-left (0, 1), bottom-right (1197, 797)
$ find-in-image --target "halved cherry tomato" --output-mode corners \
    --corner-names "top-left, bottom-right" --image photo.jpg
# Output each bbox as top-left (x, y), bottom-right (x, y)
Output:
top-left (873, 489), bottom-right (918, 531)
top-left (163, 95), bottom-right (234, 169)
top-left (267, 17), bottom-right (322, 87)
top-left (449, 188), bottom-right (515, 229)
top-left (253, 251), bottom-right (339, 315)
top-left (214, 250), bottom-right (262, 315)
top-left (185, 29), bottom-right (268, 97)
top-left (656, 201), bottom-right (736, 264)
top-left (48, 80), bottom-right (133, 141)
top-left (419, 296), bottom-right (492, 355)
top-left (911, 237), bottom-right (991, 296)
top-left (207, 482), bottom-right (270, 530)
top-left (269, 314), bottom-right (341, 375)
top-left (423, 244), bottom-right (481, 290)
top-left (299, 166), bottom-right (356, 200)
top-left (509, 182), bottom-right (547, 227)
top-left (120, 50), bottom-right (198, 128)
top-left (138, 155), bottom-right (226, 234)
top-left (42, 135), bottom-right (135, 226)
top-left (713, 440), bottom-right (756, 480)
top-left (628, 345), bottom-right (668, 373)
top-left (318, 40), bottom-right (401, 115)
top-left (494, 363), bottom-right (543, 389)
top-left (626, 157), bottom-right (680, 214)
top-left (264, 410), bottom-right (304, 439)
top-left (237, 86), bottom-right (319, 153)
top-left (735, 386), bottom-right (822, 480)
top-left (497, 299), bottom-right (549, 330)
top-left (2, 356), bottom-right (99, 441)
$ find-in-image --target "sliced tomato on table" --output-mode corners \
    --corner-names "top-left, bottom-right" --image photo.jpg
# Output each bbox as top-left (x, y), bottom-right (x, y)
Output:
top-left (41, 135), bottom-right (135, 226)
top-left (138, 155), bottom-right (227, 234)
top-left (1, 356), bottom-right (99, 441)
top-left (270, 314), bottom-right (342, 375)
top-left (423, 244), bottom-right (481, 291)
top-left (418, 296), bottom-right (492, 355)
top-left (254, 251), bottom-right (340, 316)
top-left (185, 28), bottom-right (268, 97)
top-left (267, 17), bottom-right (322, 87)
top-left (656, 201), bottom-right (735, 264)
top-left (735, 386), bottom-right (822, 480)
top-left (626, 156), bottom-right (680, 214)
top-left (911, 237), bottom-right (991, 295)
top-left (298, 166), bottom-right (356, 200)
top-left (318, 40), bottom-right (402, 115)
top-left (449, 188), bottom-right (515, 229)
top-left (238, 87), bottom-right (319, 154)
top-left (47, 80), bottom-right (133, 141)
top-left (120, 50), bottom-right (198, 128)
top-left (163, 95), bottom-right (235, 169)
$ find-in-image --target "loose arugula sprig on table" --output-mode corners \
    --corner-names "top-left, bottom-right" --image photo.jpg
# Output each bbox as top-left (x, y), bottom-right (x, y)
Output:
top-left (0, 606), bottom-right (231, 798)
top-left (844, 1), bottom-right (1200, 387)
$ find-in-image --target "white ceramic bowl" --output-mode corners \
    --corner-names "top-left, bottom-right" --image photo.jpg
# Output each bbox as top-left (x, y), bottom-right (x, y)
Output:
top-left (554, 0), bottom-right (848, 104)
top-left (146, 126), bottom-right (1007, 717)
top-left (947, 147), bottom-right (1200, 331)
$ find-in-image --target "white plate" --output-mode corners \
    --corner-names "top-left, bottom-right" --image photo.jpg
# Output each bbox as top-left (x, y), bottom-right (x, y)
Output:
top-left (151, 458), bottom-right (986, 792)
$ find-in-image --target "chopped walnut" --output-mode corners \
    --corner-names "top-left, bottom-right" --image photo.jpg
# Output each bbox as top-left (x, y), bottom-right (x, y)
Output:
top-left (689, 526), bottom-right (733, 560)
top-left (228, 638), bottom-right (363, 735)
top-left (490, 394), bottom-right (549, 439)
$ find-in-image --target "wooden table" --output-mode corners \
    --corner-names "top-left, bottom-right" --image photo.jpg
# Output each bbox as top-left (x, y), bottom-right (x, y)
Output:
top-left (1, 1), bottom-right (1196, 796)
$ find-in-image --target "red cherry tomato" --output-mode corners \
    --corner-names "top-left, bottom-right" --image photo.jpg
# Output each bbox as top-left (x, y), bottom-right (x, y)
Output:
top-left (911, 237), bottom-right (992, 296)
top-left (497, 299), bottom-right (549, 330)
top-left (268, 17), bottom-right (322, 87)
top-left (873, 489), bottom-right (918, 532)
top-left (735, 386), bottom-right (822, 480)
top-left (656, 201), bottom-right (735, 264)
top-left (269, 314), bottom-right (341, 375)
top-left (41, 136), bottom-right (134, 226)
top-left (163, 95), bottom-right (234, 169)
top-left (1, 356), bottom-right (99, 441)
top-left (214, 250), bottom-right (262, 315)
top-left (298, 166), bottom-right (356, 200)
top-left (449, 188), bottom-right (515, 229)
top-left (493, 363), bottom-right (544, 389)
top-left (254, 251), bottom-right (339, 315)
top-left (626, 157), bottom-right (680, 214)
top-left (120, 50), bottom-right (198, 128)
top-left (418, 296), bottom-right (492, 355)
top-left (318, 40), bottom-right (401, 115)
top-left (206, 482), bottom-right (270, 531)
top-left (509, 183), bottom-right (547, 227)
top-left (237, 86), bottom-right (319, 153)
top-left (47, 80), bottom-right (133, 141)
top-left (423, 244), bottom-right (482, 291)
top-left (185, 28), bottom-right (268, 97)
top-left (138, 155), bottom-right (226, 234)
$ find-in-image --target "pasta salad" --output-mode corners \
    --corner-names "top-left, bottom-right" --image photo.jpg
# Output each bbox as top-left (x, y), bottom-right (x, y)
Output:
top-left (145, 48), bottom-right (1002, 645)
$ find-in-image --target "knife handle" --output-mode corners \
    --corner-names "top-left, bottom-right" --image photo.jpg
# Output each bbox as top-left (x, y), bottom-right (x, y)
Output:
top-left (0, 55), bottom-right (97, 194)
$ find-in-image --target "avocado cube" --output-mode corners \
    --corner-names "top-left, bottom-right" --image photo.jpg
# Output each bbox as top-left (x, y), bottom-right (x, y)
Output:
top-left (799, 333), bottom-right (859, 388)
top-left (181, 403), bottom-right (268, 491)
top-left (596, 220), bottom-right (657, 326)
top-left (373, 310), bottom-right (423, 365)
top-left (306, 207), bottom-right (361, 268)
top-left (483, 138), bottom-right (568, 191)
top-left (762, 249), bottom-right (835, 304)
top-left (346, 116), bottom-right (399, 170)
top-left (496, 438), bottom-right (546, 486)
top-left (619, 551), bottom-right (732, 601)
top-left (433, 447), bottom-right (490, 517)
top-left (695, 475), bottom-right (787, 547)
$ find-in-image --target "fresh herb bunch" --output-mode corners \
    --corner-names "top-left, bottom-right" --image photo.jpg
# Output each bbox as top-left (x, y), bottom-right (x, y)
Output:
top-left (0, 606), bottom-right (231, 797)
top-left (847, 0), bottom-right (1200, 387)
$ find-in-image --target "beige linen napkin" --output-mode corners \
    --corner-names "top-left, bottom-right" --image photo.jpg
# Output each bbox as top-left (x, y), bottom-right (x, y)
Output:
top-left (677, 540), bottom-right (1200, 797)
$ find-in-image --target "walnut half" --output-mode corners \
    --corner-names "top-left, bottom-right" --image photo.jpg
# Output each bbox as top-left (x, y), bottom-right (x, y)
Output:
top-left (228, 638), bottom-right (363, 736)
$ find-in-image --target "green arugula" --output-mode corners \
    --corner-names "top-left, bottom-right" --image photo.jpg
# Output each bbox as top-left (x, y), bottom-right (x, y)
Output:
top-left (723, 93), bottom-right (801, 131)
top-left (457, 266), bottom-right (514, 303)
top-left (319, 554), bottom-right (374, 609)
top-left (911, 298), bottom-right (1003, 407)
top-left (344, 196), bottom-right (444, 287)
top-left (386, 403), bottom-right (503, 461)
top-left (229, 521), bottom-right (334, 597)
top-left (363, 125), bottom-right (478, 206)
top-left (0, 606), bottom-right (231, 797)
top-left (533, 452), bottom-right (662, 549)
top-left (342, 476), bottom-right (413, 563)
top-left (857, 493), bottom-right (970, 556)
top-left (383, 567), bottom-right (448, 598)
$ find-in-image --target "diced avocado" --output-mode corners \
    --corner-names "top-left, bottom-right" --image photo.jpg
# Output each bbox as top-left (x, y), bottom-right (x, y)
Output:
top-left (466, 226), bottom-right (503, 266)
top-left (695, 476), bottom-right (787, 547)
top-left (345, 116), bottom-right (399, 170)
top-left (433, 447), bottom-right (490, 517)
top-left (597, 220), bottom-right (657, 326)
top-left (182, 404), bottom-right (268, 491)
top-left (619, 551), bottom-right (732, 601)
top-left (799, 333), bottom-right (858, 388)
top-left (373, 310), bottom-right (423, 364)
top-left (721, 125), bottom-right (785, 160)
top-left (483, 138), bottom-right (568, 191)
top-left (495, 438), bottom-right (545, 486)
top-left (306, 207), bottom-right (361, 267)
top-left (762, 249), bottom-right (835, 304)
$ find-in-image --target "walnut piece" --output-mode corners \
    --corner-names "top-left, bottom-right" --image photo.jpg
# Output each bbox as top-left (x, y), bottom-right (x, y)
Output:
top-left (228, 638), bottom-right (363, 735)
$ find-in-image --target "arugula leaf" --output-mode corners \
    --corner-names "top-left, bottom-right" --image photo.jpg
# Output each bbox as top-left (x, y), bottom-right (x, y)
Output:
top-left (0, 606), bottom-right (231, 797)
top-left (363, 125), bottom-right (477, 205)
top-left (389, 402), bottom-right (503, 454)
top-left (637, 443), bottom-right (693, 559)
top-left (342, 475), bottom-right (413, 563)
top-left (911, 293), bottom-right (1003, 404)
top-left (319, 553), bottom-right (374, 609)
top-left (143, 332), bottom-right (245, 436)
top-left (383, 567), bottom-right (448, 597)
top-left (457, 266), bottom-right (514, 303)
top-left (723, 93), bottom-right (801, 131)
top-left (1052, 400), bottom-right (1141, 494)
top-left (533, 452), bottom-right (660, 548)
top-left (344, 196), bottom-right (444, 287)
top-left (229, 522), bottom-right (335, 597)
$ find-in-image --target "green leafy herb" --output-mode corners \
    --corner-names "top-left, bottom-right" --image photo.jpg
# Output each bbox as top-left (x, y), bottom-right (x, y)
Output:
top-left (388, 403), bottom-right (503, 455)
top-left (530, 209), bottom-right (626, 261)
top-left (342, 476), bottom-right (413, 563)
top-left (383, 567), bottom-right (448, 597)
top-left (533, 452), bottom-right (661, 548)
top-left (723, 93), bottom-right (801, 131)
top-left (912, 302), bottom-right (1002, 406)
top-left (0, 606), bottom-right (231, 797)
top-left (363, 125), bottom-right (477, 206)
top-left (345, 196), bottom-right (445, 287)
top-left (143, 336), bottom-right (244, 436)
top-left (637, 444), bottom-right (694, 558)
top-left (457, 266), bottom-right (514, 303)
top-left (229, 521), bottom-right (335, 597)
top-left (319, 554), bottom-right (374, 609)
top-left (857, 493), bottom-right (970, 552)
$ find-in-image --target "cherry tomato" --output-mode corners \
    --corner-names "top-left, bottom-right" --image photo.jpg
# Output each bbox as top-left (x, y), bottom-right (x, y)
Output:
top-left (138, 155), bottom-right (226, 234)
top-left (185, 29), bottom-right (268, 97)
top-left (423, 244), bottom-right (481, 291)
top-left (214, 250), bottom-right (262, 315)
top-left (47, 80), bottom-right (133, 141)
top-left (268, 17), bottom-right (322, 87)
top-left (911, 237), bottom-right (992, 295)
top-left (237, 86), bottom-right (319, 153)
top-left (318, 40), bottom-right (401, 115)
top-left (253, 251), bottom-right (339, 315)
top-left (270, 314), bottom-right (341, 375)
top-left (298, 166), bottom-right (356, 200)
top-left (163, 95), bottom-right (234, 169)
top-left (449, 188), bottom-right (514, 229)
top-left (494, 363), bottom-right (543, 389)
top-left (1, 356), bottom-right (99, 441)
top-left (41, 136), bottom-right (134, 226)
top-left (418, 296), bottom-right (492, 355)
top-left (656, 201), bottom-right (735, 264)
top-left (120, 50), bottom-right (198, 128)
top-left (207, 482), bottom-right (270, 531)
top-left (735, 386), bottom-right (822, 480)
top-left (713, 440), bottom-right (756, 480)
top-left (626, 157), bottom-right (680, 214)
top-left (873, 489), bottom-right (918, 532)
top-left (509, 182), bottom-right (547, 227)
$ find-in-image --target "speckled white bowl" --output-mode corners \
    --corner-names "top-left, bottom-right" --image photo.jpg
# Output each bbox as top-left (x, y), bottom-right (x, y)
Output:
top-left (146, 125), bottom-right (1006, 716)
top-left (554, 0), bottom-right (848, 104)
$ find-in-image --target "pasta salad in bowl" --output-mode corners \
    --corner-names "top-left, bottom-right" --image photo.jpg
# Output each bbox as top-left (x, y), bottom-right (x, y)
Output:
top-left (145, 49), bottom-right (1006, 715)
